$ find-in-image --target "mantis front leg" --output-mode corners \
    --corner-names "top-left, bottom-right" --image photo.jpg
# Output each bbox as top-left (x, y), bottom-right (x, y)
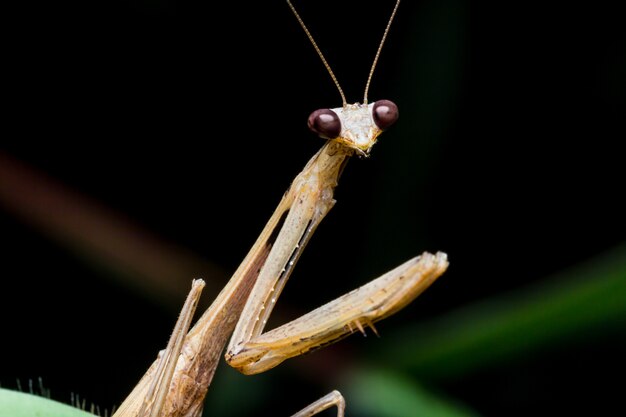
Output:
top-left (221, 140), bottom-right (448, 416)
top-left (227, 250), bottom-right (447, 417)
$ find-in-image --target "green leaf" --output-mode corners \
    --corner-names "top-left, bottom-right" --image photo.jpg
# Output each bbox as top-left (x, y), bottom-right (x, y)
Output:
top-left (345, 368), bottom-right (481, 417)
top-left (376, 244), bottom-right (626, 379)
top-left (0, 388), bottom-right (95, 417)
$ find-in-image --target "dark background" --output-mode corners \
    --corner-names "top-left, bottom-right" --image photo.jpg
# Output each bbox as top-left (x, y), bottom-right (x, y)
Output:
top-left (1, 1), bottom-right (624, 416)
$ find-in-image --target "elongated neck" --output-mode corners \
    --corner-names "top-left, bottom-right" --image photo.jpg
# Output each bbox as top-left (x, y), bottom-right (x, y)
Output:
top-left (299, 141), bottom-right (353, 189)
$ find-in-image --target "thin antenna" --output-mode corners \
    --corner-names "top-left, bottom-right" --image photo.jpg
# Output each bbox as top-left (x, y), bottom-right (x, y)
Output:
top-left (286, 0), bottom-right (347, 107)
top-left (363, 0), bottom-right (401, 104)
top-left (287, 0), bottom-right (400, 106)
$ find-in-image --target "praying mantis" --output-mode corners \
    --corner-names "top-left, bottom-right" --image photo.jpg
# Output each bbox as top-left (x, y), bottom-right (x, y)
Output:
top-left (109, 1), bottom-right (448, 416)
top-left (88, 1), bottom-right (448, 416)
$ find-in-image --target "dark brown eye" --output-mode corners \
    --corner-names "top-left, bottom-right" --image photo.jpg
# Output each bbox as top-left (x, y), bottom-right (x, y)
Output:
top-left (372, 99), bottom-right (399, 130)
top-left (307, 109), bottom-right (341, 139)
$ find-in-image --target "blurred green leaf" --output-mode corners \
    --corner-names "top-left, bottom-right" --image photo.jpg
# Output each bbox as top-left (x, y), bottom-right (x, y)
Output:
top-left (376, 244), bottom-right (626, 379)
top-left (345, 368), bottom-right (480, 417)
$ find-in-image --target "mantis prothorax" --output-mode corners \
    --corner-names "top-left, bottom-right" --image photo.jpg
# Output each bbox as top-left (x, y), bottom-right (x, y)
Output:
top-left (113, 1), bottom-right (448, 416)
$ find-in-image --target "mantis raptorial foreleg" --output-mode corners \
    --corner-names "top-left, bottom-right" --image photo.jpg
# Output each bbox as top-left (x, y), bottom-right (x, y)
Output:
top-left (113, 1), bottom-right (448, 416)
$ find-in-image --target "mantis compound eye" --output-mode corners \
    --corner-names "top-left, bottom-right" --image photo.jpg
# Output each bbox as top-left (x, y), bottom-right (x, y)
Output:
top-left (308, 108), bottom-right (342, 139)
top-left (372, 99), bottom-right (399, 130)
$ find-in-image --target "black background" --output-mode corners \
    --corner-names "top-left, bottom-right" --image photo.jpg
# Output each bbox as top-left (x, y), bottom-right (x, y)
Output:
top-left (1, 1), bottom-right (624, 416)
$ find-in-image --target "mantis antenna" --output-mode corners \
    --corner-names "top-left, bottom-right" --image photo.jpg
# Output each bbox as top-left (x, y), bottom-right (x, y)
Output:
top-left (286, 0), bottom-right (402, 106)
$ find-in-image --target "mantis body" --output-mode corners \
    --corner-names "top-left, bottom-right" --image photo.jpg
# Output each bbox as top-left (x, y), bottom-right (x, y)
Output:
top-left (113, 1), bottom-right (448, 416)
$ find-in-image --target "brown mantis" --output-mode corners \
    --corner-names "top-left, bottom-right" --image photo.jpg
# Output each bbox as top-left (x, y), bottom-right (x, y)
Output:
top-left (112, 1), bottom-right (448, 416)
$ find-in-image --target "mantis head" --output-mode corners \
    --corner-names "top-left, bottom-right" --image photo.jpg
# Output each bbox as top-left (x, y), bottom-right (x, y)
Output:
top-left (307, 99), bottom-right (399, 156)
top-left (288, 0), bottom-right (401, 157)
